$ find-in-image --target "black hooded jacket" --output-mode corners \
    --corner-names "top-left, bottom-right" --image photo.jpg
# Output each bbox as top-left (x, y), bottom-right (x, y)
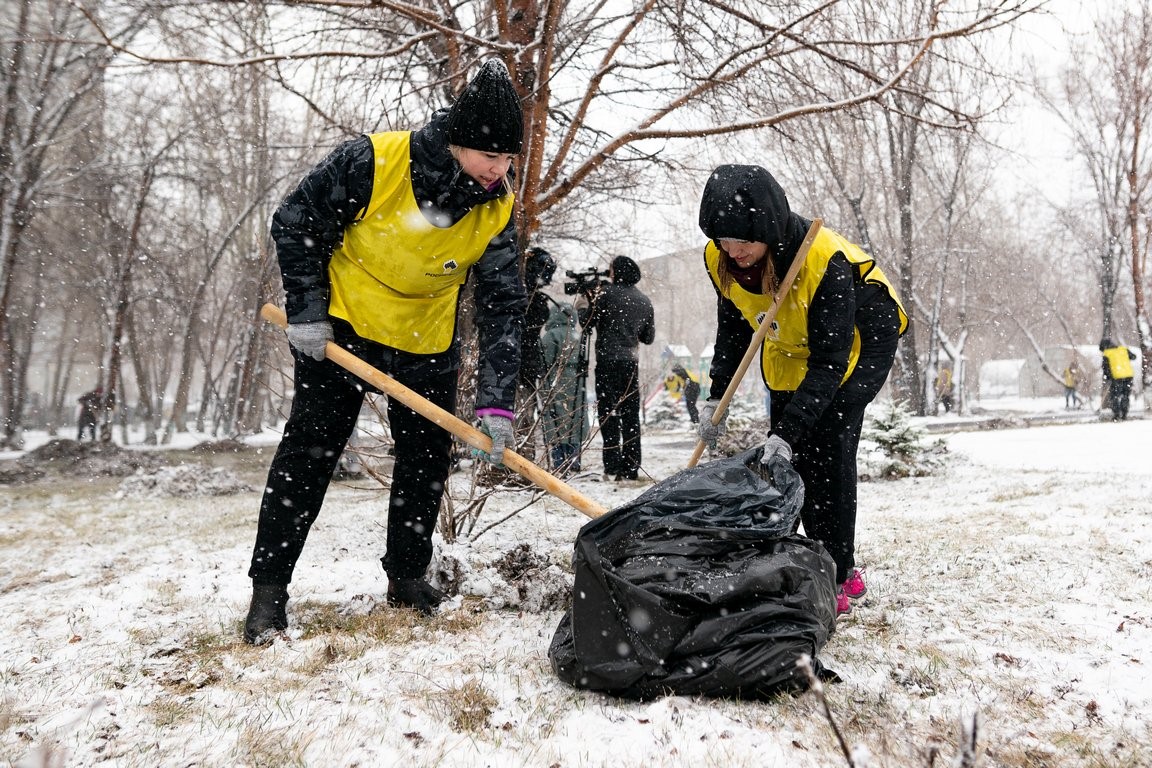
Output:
top-left (699, 165), bottom-right (902, 445)
top-left (582, 277), bottom-right (655, 364)
top-left (270, 109), bottom-right (527, 411)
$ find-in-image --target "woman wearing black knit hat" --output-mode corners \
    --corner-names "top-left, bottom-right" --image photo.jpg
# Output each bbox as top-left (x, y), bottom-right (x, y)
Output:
top-left (243, 60), bottom-right (528, 643)
top-left (697, 164), bottom-right (908, 619)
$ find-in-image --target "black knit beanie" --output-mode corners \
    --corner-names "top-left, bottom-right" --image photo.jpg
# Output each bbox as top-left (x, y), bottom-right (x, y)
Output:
top-left (611, 256), bottom-right (642, 286)
top-left (447, 60), bottom-right (524, 154)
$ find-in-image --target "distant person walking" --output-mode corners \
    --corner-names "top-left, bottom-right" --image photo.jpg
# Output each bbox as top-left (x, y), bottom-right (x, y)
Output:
top-left (1062, 359), bottom-right (1083, 410)
top-left (934, 366), bottom-right (954, 414)
top-left (664, 364), bottom-right (701, 424)
top-left (1099, 339), bottom-right (1136, 420)
top-left (77, 388), bottom-right (101, 442)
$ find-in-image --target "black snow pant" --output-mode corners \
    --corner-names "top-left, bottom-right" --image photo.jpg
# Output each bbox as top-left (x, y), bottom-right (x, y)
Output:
top-left (595, 360), bottom-right (642, 478)
top-left (771, 392), bottom-right (869, 586)
top-left (249, 327), bottom-right (456, 585)
top-left (683, 381), bottom-right (700, 424)
top-left (1108, 378), bottom-right (1132, 420)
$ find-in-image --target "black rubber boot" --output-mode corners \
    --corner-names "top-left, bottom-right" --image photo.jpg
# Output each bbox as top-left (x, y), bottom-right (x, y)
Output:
top-left (386, 578), bottom-right (446, 616)
top-left (243, 582), bottom-right (289, 645)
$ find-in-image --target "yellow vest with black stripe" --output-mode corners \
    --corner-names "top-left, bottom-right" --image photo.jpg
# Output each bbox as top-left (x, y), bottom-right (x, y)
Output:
top-left (705, 227), bottom-right (908, 391)
top-left (1103, 347), bottom-right (1135, 379)
top-left (327, 131), bottom-right (515, 354)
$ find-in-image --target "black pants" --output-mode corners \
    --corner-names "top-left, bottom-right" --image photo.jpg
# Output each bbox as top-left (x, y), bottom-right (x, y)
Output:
top-left (1108, 378), bottom-right (1132, 420)
top-left (771, 392), bottom-right (868, 585)
top-left (595, 361), bottom-right (641, 477)
top-left (683, 380), bottom-right (700, 424)
top-left (249, 335), bottom-right (456, 585)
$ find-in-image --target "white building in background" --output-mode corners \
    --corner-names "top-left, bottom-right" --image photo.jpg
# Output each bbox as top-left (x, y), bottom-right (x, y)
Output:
top-left (978, 345), bottom-right (1142, 401)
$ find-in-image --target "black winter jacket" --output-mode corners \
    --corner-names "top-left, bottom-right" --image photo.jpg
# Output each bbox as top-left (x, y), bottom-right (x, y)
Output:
top-left (270, 109), bottom-right (527, 411)
top-left (582, 282), bottom-right (655, 365)
top-left (700, 165), bottom-right (901, 446)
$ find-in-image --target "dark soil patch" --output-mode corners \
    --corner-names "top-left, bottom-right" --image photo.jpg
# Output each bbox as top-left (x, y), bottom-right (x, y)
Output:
top-left (14, 439), bottom-right (168, 479)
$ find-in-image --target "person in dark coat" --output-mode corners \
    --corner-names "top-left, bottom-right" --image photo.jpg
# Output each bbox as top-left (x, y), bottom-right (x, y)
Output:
top-left (244, 60), bottom-right (528, 643)
top-left (540, 302), bottom-right (588, 475)
top-left (696, 164), bottom-right (907, 617)
top-left (77, 388), bottom-right (101, 441)
top-left (581, 256), bottom-right (655, 482)
top-left (519, 246), bottom-right (556, 406)
top-left (1099, 339), bottom-right (1136, 420)
top-left (665, 364), bottom-right (701, 424)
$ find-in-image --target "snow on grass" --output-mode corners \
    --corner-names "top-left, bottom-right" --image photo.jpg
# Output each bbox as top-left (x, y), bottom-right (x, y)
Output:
top-left (1, 414), bottom-right (1150, 767)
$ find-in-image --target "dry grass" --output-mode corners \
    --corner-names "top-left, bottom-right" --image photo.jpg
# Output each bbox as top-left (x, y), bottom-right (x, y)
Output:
top-left (430, 677), bottom-right (498, 732)
top-left (235, 720), bottom-right (313, 768)
top-left (3, 433), bottom-right (1151, 768)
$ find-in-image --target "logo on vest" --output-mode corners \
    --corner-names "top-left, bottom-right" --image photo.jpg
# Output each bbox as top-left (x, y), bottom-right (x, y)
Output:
top-left (756, 311), bottom-right (780, 339)
top-left (425, 259), bottom-right (460, 279)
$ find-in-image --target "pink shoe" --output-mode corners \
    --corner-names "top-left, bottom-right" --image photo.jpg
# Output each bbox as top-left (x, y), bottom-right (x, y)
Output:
top-left (842, 568), bottom-right (867, 600)
top-left (835, 587), bottom-right (852, 617)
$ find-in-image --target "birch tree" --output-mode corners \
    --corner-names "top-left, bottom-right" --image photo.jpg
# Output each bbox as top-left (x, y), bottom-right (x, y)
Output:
top-left (0, 1), bottom-right (133, 448)
top-left (1049, 3), bottom-right (1152, 395)
top-left (4, 0), bottom-right (1044, 445)
top-left (763, 0), bottom-right (1022, 415)
top-left (82, 0), bottom-right (1042, 248)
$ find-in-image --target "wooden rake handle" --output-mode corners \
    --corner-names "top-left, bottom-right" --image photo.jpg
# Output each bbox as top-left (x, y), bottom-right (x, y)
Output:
top-left (260, 303), bottom-right (608, 519)
top-left (687, 218), bottom-right (823, 468)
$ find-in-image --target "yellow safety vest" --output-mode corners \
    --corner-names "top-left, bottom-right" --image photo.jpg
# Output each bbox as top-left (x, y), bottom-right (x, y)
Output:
top-left (705, 227), bottom-right (907, 391)
top-left (327, 131), bottom-right (514, 353)
top-left (1103, 347), bottom-right (1135, 379)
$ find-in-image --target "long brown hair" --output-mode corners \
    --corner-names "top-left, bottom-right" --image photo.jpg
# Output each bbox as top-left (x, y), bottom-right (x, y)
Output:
top-left (716, 243), bottom-right (778, 297)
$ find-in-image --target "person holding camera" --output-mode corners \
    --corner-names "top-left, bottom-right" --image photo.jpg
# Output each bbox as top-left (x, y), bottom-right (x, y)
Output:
top-left (581, 256), bottom-right (655, 482)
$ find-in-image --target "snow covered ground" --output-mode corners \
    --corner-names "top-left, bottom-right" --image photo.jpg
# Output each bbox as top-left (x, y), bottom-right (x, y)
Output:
top-left (1, 400), bottom-right (1149, 767)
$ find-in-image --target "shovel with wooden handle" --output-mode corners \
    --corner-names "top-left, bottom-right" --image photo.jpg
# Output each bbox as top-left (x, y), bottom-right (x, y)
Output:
top-left (687, 218), bottom-right (823, 468)
top-left (260, 303), bottom-right (609, 519)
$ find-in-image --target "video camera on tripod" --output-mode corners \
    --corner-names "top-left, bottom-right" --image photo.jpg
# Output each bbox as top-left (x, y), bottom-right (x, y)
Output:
top-left (563, 268), bottom-right (610, 297)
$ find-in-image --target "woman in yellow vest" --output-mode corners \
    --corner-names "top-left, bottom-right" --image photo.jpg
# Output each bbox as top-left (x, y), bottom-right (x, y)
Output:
top-left (1099, 339), bottom-right (1136, 420)
top-left (696, 165), bottom-right (907, 618)
top-left (244, 61), bottom-right (528, 643)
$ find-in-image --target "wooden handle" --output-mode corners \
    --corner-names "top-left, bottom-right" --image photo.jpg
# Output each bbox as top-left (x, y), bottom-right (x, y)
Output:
top-left (260, 303), bottom-right (609, 519)
top-left (687, 218), bottom-right (823, 467)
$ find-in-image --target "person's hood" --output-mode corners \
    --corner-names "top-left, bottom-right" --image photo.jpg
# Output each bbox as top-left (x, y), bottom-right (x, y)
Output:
top-left (545, 302), bottom-right (576, 332)
top-left (698, 164), bottom-right (809, 269)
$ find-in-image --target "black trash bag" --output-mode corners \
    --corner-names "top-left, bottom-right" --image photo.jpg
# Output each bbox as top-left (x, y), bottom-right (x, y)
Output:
top-left (548, 448), bottom-right (838, 700)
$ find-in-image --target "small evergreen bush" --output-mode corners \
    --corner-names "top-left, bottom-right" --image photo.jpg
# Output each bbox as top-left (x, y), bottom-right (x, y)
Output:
top-left (859, 400), bottom-right (947, 480)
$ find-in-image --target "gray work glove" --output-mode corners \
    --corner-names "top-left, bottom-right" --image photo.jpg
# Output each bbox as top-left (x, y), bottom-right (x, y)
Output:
top-left (697, 400), bottom-right (728, 449)
top-left (475, 414), bottom-right (515, 465)
top-left (760, 434), bottom-right (792, 463)
top-left (285, 320), bottom-right (333, 361)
